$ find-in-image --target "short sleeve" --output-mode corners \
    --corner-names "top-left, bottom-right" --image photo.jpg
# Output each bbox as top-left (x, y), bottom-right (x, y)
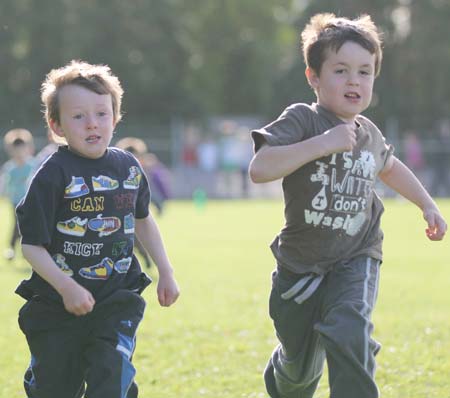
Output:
top-left (381, 142), bottom-right (395, 169)
top-left (135, 164), bottom-right (150, 219)
top-left (251, 104), bottom-right (312, 152)
top-left (16, 165), bottom-right (62, 246)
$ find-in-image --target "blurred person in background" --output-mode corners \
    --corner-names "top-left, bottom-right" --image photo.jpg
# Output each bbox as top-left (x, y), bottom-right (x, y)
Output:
top-left (115, 137), bottom-right (171, 268)
top-left (403, 130), bottom-right (425, 180)
top-left (34, 128), bottom-right (60, 165)
top-left (139, 152), bottom-right (171, 215)
top-left (430, 119), bottom-right (450, 196)
top-left (0, 128), bottom-right (36, 261)
top-left (181, 125), bottom-right (199, 169)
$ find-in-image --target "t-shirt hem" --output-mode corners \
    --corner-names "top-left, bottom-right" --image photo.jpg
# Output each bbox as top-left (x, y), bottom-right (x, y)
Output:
top-left (271, 246), bottom-right (383, 275)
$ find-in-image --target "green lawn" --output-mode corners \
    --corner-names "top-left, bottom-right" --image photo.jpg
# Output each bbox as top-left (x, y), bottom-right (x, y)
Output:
top-left (1, 198), bottom-right (449, 398)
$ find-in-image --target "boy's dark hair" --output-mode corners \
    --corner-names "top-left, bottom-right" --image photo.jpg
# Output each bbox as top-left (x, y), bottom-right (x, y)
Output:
top-left (12, 138), bottom-right (26, 147)
top-left (301, 13), bottom-right (383, 76)
top-left (41, 60), bottom-right (124, 127)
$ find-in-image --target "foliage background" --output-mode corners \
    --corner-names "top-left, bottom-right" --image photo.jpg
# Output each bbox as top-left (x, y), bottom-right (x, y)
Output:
top-left (2, 0), bottom-right (450, 135)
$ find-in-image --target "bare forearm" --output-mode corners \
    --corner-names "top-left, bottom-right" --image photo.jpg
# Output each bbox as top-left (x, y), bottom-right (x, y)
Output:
top-left (135, 215), bottom-right (180, 306)
top-left (380, 157), bottom-right (447, 240)
top-left (249, 135), bottom-right (328, 183)
top-left (21, 244), bottom-right (75, 295)
top-left (379, 157), bottom-right (437, 210)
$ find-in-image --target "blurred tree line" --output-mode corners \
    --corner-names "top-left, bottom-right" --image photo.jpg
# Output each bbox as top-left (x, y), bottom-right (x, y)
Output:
top-left (1, 0), bottom-right (449, 135)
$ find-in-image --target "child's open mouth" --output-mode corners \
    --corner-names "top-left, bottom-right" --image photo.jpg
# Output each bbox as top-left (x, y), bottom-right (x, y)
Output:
top-left (86, 135), bottom-right (101, 143)
top-left (344, 92), bottom-right (361, 100)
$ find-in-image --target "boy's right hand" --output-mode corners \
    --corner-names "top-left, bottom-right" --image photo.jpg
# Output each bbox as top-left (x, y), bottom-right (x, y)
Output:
top-left (157, 272), bottom-right (180, 307)
top-left (423, 207), bottom-right (447, 241)
top-left (322, 124), bottom-right (357, 156)
top-left (58, 278), bottom-right (96, 316)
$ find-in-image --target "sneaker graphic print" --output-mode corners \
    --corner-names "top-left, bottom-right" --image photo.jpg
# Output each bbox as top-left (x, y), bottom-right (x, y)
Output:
top-left (114, 257), bottom-right (132, 273)
top-left (52, 254), bottom-right (74, 276)
top-left (92, 175), bottom-right (119, 191)
top-left (64, 177), bottom-right (90, 198)
top-left (79, 257), bottom-right (114, 280)
top-left (88, 214), bottom-right (121, 237)
top-left (123, 166), bottom-right (142, 189)
top-left (57, 216), bottom-right (88, 237)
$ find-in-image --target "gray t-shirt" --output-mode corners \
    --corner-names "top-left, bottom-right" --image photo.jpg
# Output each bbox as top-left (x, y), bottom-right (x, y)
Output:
top-left (252, 103), bottom-right (394, 275)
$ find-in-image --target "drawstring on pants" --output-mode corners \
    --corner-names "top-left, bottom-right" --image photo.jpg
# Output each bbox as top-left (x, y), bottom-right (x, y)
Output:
top-left (281, 274), bottom-right (324, 305)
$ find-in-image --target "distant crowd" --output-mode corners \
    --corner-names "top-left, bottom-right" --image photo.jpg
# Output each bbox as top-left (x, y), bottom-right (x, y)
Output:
top-left (0, 128), bottom-right (171, 263)
top-left (400, 119), bottom-right (450, 197)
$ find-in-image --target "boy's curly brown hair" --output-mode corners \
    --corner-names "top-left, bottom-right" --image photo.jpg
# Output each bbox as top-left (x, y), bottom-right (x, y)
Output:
top-left (41, 60), bottom-right (124, 127)
top-left (301, 13), bottom-right (383, 76)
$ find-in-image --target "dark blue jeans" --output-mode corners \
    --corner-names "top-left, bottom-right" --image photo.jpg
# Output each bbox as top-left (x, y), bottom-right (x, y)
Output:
top-left (19, 289), bottom-right (146, 398)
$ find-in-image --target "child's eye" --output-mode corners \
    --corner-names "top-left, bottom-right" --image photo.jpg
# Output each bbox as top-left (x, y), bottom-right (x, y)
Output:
top-left (335, 69), bottom-right (345, 74)
top-left (98, 111), bottom-right (107, 117)
top-left (73, 114), bottom-right (83, 120)
top-left (360, 70), bottom-right (370, 76)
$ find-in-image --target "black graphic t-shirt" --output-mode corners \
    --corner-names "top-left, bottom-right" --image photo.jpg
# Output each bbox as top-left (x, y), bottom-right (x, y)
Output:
top-left (16, 146), bottom-right (151, 303)
top-left (252, 103), bottom-right (394, 275)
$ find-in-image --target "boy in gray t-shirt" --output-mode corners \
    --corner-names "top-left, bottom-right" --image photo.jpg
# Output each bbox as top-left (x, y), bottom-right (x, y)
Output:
top-left (249, 13), bottom-right (447, 398)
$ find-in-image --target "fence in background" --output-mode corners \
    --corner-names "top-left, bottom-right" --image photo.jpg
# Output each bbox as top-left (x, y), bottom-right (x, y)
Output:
top-left (1, 118), bottom-right (449, 199)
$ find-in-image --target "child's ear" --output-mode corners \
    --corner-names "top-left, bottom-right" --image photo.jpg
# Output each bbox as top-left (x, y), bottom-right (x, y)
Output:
top-left (305, 67), bottom-right (319, 89)
top-left (49, 119), bottom-right (64, 137)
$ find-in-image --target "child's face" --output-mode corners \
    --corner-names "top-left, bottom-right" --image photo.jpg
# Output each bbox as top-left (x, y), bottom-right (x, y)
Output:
top-left (9, 144), bottom-right (31, 164)
top-left (50, 84), bottom-right (115, 159)
top-left (307, 41), bottom-right (376, 123)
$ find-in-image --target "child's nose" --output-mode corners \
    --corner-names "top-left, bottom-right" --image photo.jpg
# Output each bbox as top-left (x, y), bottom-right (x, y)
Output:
top-left (348, 73), bottom-right (360, 85)
top-left (86, 115), bottom-right (98, 129)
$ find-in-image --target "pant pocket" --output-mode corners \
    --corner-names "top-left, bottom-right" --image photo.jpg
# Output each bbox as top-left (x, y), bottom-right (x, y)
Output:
top-left (18, 297), bottom-right (71, 336)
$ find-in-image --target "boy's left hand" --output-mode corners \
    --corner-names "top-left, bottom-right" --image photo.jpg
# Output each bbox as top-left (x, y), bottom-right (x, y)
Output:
top-left (157, 273), bottom-right (180, 307)
top-left (423, 208), bottom-right (447, 241)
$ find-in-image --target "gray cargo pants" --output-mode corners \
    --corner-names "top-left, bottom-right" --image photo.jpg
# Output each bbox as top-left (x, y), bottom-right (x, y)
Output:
top-left (265, 256), bottom-right (381, 398)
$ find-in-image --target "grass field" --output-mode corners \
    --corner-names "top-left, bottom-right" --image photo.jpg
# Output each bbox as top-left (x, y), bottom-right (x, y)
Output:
top-left (0, 198), bottom-right (449, 398)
